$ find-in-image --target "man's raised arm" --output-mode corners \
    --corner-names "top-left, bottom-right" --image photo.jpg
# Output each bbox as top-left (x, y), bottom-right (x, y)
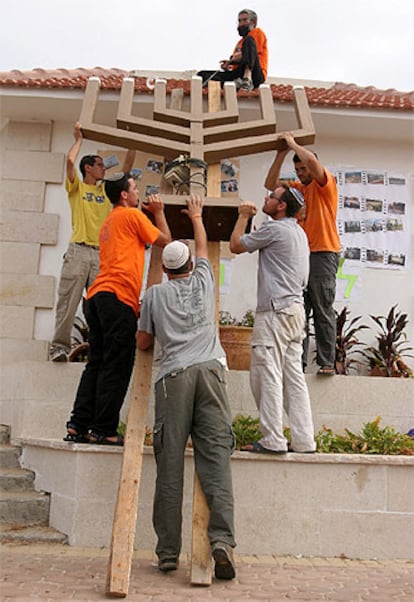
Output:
top-left (181, 194), bottom-right (207, 259)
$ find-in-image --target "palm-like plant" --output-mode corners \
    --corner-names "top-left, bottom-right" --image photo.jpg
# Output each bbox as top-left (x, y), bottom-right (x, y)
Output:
top-left (335, 307), bottom-right (369, 375)
top-left (359, 305), bottom-right (413, 377)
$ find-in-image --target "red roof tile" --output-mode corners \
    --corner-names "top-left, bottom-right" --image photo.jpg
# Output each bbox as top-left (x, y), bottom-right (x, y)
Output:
top-left (0, 67), bottom-right (413, 111)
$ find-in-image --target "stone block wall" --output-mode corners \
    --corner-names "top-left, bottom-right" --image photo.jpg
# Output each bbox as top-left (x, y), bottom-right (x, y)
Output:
top-left (0, 121), bottom-right (64, 364)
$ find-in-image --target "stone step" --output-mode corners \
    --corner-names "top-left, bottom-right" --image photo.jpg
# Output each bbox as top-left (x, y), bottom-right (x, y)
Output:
top-left (0, 425), bottom-right (10, 445)
top-left (0, 491), bottom-right (50, 525)
top-left (0, 523), bottom-right (68, 545)
top-left (0, 467), bottom-right (35, 491)
top-left (0, 444), bottom-right (21, 469)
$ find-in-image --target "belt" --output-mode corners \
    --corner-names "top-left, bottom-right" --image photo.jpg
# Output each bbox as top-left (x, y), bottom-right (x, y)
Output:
top-left (74, 242), bottom-right (99, 251)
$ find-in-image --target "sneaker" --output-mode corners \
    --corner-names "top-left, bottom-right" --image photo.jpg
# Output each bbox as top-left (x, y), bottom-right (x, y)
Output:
top-left (49, 346), bottom-right (68, 362)
top-left (234, 77), bottom-right (243, 90)
top-left (211, 542), bottom-right (236, 580)
top-left (239, 77), bottom-right (254, 92)
top-left (158, 557), bottom-right (178, 572)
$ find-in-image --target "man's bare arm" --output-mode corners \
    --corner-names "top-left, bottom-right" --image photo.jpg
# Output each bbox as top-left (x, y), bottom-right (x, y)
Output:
top-left (66, 122), bottom-right (83, 183)
top-left (264, 147), bottom-right (289, 190)
top-left (229, 201), bottom-right (257, 254)
top-left (181, 195), bottom-right (207, 259)
top-left (144, 194), bottom-right (172, 247)
top-left (279, 132), bottom-right (326, 186)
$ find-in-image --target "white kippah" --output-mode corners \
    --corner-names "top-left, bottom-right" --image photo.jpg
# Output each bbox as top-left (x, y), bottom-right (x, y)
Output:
top-left (289, 187), bottom-right (305, 206)
top-left (162, 241), bottom-right (191, 270)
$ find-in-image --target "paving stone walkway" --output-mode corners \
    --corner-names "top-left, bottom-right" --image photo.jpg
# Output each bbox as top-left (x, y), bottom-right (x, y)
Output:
top-left (1, 543), bottom-right (413, 601)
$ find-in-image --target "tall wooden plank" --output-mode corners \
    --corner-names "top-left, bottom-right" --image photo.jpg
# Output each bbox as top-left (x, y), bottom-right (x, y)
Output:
top-left (105, 248), bottom-right (163, 598)
top-left (190, 80), bottom-right (222, 586)
top-left (106, 89), bottom-right (184, 598)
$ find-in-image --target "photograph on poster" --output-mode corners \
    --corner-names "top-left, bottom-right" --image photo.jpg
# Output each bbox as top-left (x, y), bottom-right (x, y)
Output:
top-left (386, 218), bottom-right (403, 232)
top-left (221, 179), bottom-right (239, 193)
top-left (345, 171), bottom-right (362, 184)
top-left (366, 199), bottom-right (383, 212)
top-left (345, 220), bottom-right (362, 233)
top-left (344, 196), bottom-right (360, 209)
top-left (145, 184), bottom-right (160, 196)
top-left (388, 201), bottom-right (405, 215)
top-left (130, 167), bottom-right (143, 180)
top-left (366, 249), bottom-right (384, 263)
top-left (388, 253), bottom-right (406, 266)
top-left (103, 154), bottom-right (119, 169)
top-left (344, 247), bottom-right (361, 260)
top-left (389, 176), bottom-right (406, 186)
top-left (367, 172), bottom-right (385, 185)
top-left (365, 219), bottom-right (383, 232)
top-left (221, 159), bottom-right (238, 178)
top-left (146, 159), bottom-right (163, 175)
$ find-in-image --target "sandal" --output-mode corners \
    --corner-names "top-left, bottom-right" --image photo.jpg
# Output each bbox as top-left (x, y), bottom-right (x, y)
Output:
top-left (87, 430), bottom-right (124, 446)
top-left (63, 421), bottom-right (89, 443)
top-left (317, 366), bottom-right (335, 376)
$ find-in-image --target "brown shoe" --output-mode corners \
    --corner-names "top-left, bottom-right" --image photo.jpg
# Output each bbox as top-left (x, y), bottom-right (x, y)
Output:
top-left (158, 557), bottom-right (178, 572)
top-left (212, 543), bottom-right (236, 580)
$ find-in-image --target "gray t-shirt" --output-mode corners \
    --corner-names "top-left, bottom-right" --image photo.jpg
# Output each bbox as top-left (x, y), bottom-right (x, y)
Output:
top-left (240, 217), bottom-right (309, 311)
top-left (138, 257), bottom-right (225, 381)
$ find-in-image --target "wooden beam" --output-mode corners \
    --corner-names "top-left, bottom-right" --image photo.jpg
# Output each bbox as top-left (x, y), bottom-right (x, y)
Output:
top-left (105, 86), bottom-right (186, 598)
top-left (105, 246), bottom-right (164, 598)
top-left (79, 76), bottom-right (100, 125)
top-left (204, 129), bottom-right (315, 164)
top-left (190, 79), bottom-right (223, 587)
top-left (81, 123), bottom-right (189, 159)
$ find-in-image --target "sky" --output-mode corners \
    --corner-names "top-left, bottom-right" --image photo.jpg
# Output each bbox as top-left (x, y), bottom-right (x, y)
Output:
top-left (1, 0), bottom-right (413, 92)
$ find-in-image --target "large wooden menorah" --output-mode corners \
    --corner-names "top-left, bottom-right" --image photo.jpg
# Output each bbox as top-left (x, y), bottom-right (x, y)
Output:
top-left (80, 76), bottom-right (314, 240)
top-left (79, 76), bottom-right (315, 597)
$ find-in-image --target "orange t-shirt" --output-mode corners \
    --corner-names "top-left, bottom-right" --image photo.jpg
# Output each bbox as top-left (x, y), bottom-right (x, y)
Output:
top-left (249, 28), bottom-right (268, 80)
top-left (87, 206), bottom-right (160, 316)
top-left (232, 27), bottom-right (268, 80)
top-left (288, 170), bottom-right (341, 253)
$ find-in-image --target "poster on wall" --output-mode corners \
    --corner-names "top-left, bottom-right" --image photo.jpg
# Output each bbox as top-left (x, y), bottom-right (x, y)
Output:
top-left (281, 168), bottom-right (410, 271)
top-left (335, 169), bottom-right (409, 271)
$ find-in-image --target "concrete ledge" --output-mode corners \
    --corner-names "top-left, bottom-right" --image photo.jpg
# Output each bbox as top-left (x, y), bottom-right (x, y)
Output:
top-left (19, 437), bottom-right (414, 560)
top-left (1, 361), bottom-right (413, 440)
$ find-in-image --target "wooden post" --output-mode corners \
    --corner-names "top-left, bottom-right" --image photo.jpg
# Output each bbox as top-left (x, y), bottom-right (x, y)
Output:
top-left (105, 89), bottom-right (184, 598)
top-left (190, 80), bottom-right (222, 586)
top-left (105, 248), bottom-right (163, 598)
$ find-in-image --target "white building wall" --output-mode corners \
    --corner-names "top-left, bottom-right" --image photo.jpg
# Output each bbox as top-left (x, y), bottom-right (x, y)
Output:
top-left (1, 91), bottom-right (410, 374)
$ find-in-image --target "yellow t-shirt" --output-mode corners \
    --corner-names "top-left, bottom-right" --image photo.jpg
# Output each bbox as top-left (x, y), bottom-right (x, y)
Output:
top-left (65, 172), bottom-right (111, 246)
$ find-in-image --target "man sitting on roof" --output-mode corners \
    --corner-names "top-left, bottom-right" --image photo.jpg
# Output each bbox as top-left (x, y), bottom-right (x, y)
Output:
top-left (197, 8), bottom-right (268, 92)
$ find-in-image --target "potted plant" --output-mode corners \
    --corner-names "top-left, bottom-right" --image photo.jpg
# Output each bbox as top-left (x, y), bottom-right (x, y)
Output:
top-left (219, 310), bottom-right (255, 371)
top-left (335, 307), bottom-right (369, 375)
top-left (358, 304), bottom-right (413, 377)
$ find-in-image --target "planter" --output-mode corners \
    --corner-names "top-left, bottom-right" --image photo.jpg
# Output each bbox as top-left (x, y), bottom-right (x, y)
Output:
top-left (369, 366), bottom-right (406, 378)
top-left (219, 325), bottom-right (252, 371)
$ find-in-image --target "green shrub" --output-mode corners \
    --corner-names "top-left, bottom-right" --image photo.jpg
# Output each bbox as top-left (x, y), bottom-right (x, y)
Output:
top-left (232, 414), bottom-right (261, 449)
top-left (119, 416), bottom-right (414, 455)
top-left (315, 416), bottom-right (414, 455)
